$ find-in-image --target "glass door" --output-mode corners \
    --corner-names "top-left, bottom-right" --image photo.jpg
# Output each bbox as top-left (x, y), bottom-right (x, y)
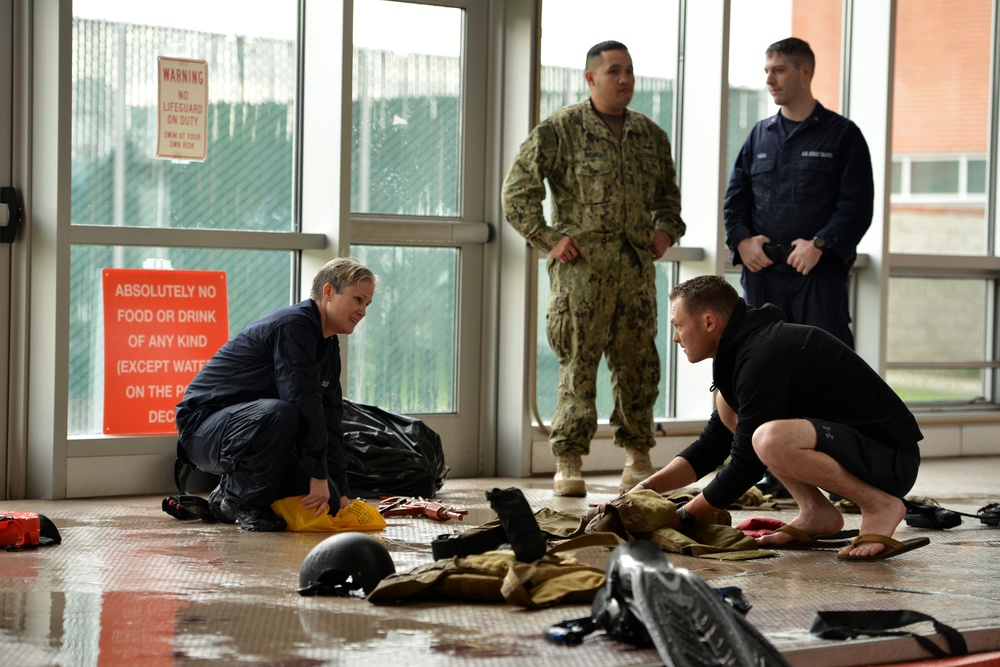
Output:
top-left (348, 0), bottom-right (488, 477)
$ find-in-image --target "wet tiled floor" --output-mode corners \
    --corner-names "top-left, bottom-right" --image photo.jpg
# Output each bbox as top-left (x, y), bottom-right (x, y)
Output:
top-left (2, 456), bottom-right (999, 666)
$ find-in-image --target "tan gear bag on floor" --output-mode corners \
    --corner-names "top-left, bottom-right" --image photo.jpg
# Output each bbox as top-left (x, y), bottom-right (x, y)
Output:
top-left (368, 532), bottom-right (622, 608)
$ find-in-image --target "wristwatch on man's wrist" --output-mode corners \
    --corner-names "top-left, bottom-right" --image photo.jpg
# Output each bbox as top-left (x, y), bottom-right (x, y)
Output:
top-left (677, 505), bottom-right (697, 529)
top-left (812, 236), bottom-right (830, 252)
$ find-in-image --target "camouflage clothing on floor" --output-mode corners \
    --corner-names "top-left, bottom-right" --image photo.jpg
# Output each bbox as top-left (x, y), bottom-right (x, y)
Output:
top-left (502, 99), bottom-right (685, 455)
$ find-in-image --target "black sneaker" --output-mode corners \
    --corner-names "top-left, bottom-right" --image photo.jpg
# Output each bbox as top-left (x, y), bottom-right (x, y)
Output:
top-left (208, 486), bottom-right (237, 524)
top-left (220, 498), bottom-right (286, 532)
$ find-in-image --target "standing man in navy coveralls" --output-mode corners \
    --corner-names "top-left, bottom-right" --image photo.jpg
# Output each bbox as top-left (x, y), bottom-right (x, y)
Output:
top-left (724, 37), bottom-right (873, 349)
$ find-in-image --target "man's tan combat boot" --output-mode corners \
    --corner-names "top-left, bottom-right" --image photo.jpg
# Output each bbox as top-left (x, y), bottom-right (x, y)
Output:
top-left (553, 452), bottom-right (586, 497)
top-left (620, 448), bottom-right (656, 494)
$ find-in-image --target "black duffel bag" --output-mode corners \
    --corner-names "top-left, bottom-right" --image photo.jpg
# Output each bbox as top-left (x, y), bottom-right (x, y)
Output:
top-left (342, 399), bottom-right (449, 498)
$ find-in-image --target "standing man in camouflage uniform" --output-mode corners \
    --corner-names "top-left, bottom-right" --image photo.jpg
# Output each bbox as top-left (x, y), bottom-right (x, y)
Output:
top-left (502, 40), bottom-right (685, 496)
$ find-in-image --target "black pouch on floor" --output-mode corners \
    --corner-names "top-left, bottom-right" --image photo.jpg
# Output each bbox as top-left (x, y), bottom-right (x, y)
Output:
top-left (485, 487), bottom-right (546, 562)
top-left (901, 498), bottom-right (1000, 530)
top-left (903, 502), bottom-right (962, 529)
top-left (810, 609), bottom-right (968, 659)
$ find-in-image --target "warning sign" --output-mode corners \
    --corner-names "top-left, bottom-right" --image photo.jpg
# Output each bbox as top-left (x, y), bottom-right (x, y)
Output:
top-left (102, 269), bottom-right (229, 435)
top-left (156, 56), bottom-right (209, 161)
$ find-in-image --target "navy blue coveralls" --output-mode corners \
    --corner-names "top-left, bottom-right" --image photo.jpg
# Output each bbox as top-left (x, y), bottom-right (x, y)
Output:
top-left (175, 299), bottom-right (348, 511)
top-left (723, 102), bottom-right (874, 348)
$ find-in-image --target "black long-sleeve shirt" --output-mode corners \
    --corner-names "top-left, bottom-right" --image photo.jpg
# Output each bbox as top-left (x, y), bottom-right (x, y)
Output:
top-left (680, 301), bottom-right (922, 509)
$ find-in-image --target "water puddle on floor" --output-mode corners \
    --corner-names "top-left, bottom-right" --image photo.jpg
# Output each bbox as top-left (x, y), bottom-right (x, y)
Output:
top-left (0, 588), bottom-right (525, 665)
top-left (2, 590), bottom-right (177, 665)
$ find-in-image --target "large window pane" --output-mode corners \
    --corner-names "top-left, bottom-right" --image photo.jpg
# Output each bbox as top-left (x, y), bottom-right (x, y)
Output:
top-left (887, 278), bottom-right (987, 364)
top-left (888, 0), bottom-right (991, 254)
top-left (968, 159), bottom-right (987, 194)
top-left (352, 0), bottom-right (463, 217)
top-left (539, 1), bottom-right (678, 129)
top-left (886, 369), bottom-right (986, 404)
top-left (886, 278), bottom-right (990, 403)
top-left (910, 160), bottom-right (959, 194)
top-left (348, 246), bottom-right (457, 414)
top-left (69, 246), bottom-right (294, 436)
top-left (69, 2), bottom-right (299, 437)
top-left (533, 1), bottom-right (679, 424)
top-left (72, 1), bottom-right (297, 231)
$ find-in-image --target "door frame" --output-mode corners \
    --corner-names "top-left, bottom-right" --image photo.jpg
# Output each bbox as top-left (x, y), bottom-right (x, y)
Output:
top-left (1, 0), bottom-right (13, 500)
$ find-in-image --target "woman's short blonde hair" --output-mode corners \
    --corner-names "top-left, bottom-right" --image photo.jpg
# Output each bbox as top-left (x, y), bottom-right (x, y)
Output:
top-left (310, 257), bottom-right (377, 301)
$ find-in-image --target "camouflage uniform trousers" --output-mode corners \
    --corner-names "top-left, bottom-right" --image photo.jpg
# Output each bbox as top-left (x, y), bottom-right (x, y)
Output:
top-left (546, 238), bottom-right (660, 457)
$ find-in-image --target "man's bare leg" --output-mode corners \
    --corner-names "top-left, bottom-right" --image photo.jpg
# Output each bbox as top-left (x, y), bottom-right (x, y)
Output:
top-left (751, 419), bottom-right (906, 558)
top-left (716, 394), bottom-right (845, 539)
top-left (754, 475), bottom-right (845, 544)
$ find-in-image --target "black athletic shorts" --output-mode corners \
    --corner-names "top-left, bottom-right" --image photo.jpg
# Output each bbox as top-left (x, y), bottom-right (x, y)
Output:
top-left (809, 419), bottom-right (920, 498)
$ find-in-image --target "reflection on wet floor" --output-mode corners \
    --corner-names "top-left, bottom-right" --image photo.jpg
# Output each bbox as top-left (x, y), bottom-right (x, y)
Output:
top-left (2, 459), bottom-right (1000, 666)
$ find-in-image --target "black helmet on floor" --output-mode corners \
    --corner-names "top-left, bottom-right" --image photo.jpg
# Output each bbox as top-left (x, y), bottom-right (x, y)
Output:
top-left (298, 532), bottom-right (395, 597)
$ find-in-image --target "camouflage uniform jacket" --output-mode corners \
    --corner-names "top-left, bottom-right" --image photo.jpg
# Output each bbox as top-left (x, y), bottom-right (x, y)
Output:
top-left (502, 99), bottom-right (685, 257)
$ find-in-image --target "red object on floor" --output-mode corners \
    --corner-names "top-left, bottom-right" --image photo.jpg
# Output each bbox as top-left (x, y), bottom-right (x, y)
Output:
top-left (867, 651), bottom-right (1000, 667)
top-left (0, 511), bottom-right (41, 548)
top-left (735, 516), bottom-right (786, 537)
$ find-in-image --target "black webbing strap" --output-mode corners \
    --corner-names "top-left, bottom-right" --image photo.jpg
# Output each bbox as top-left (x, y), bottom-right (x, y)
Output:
top-left (810, 609), bottom-right (968, 659)
top-left (431, 525), bottom-right (507, 560)
top-left (174, 458), bottom-right (193, 494)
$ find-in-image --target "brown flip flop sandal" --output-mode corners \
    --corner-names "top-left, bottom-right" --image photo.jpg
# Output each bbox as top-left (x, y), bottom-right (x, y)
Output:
top-left (765, 524), bottom-right (854, 549)
top-left (837, 534), bottom-right (930, 561)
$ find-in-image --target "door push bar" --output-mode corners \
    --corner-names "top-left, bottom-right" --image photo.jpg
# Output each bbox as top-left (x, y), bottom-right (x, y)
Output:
top-left (1, 187), bottom-right (22, 244)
